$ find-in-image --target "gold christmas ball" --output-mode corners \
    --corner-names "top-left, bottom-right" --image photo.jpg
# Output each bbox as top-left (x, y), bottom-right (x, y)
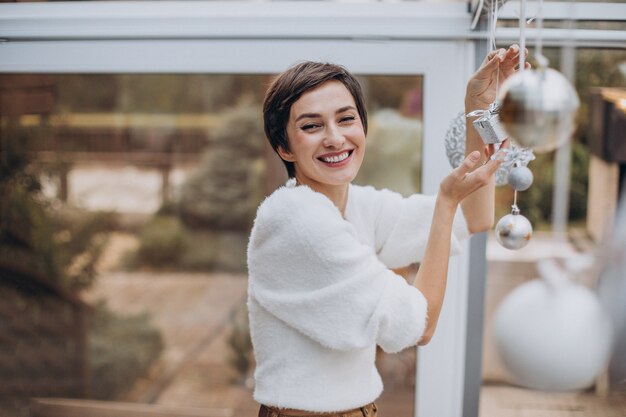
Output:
top-left (495, 211), bottom-right (533, 250)
top-left (498, 68), bottom-right (580, 153)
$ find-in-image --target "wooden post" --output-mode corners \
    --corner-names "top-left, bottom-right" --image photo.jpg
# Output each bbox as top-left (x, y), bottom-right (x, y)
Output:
top-left (161, 164), bottom-right (171, 206)
top-left (587, 155), bottom-right (620, 243)
top-left (263, 140), bottom-right (287, 196)
top-left (74, 304), bottom-right (91, 398)
top-left (59, 163), bottom-right (69, 202)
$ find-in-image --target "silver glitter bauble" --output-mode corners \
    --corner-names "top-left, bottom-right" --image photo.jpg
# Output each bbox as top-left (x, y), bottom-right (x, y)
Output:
top-left (498, 68), bottom-right (580, 153)
top-left (508, 166), bottom-right (534, 191)
top-left (495, 209), bottom-right (533, 250)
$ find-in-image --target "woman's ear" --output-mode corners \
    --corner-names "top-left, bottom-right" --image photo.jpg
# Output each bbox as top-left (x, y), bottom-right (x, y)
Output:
top-left (277, 146), bottom-right (295, 162)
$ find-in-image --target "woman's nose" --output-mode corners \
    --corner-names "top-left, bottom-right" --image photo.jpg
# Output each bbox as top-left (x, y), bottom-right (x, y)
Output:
top-left (323, 124), bottom-right (345, 148)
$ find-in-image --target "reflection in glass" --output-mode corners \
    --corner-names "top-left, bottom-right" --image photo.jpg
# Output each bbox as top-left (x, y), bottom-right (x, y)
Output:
top-left (355, 75), bottom-right (423, 196)
top-left (484, 47), bottom-right (626, 415)
top-left (0, 73), bottom-right (423, 417)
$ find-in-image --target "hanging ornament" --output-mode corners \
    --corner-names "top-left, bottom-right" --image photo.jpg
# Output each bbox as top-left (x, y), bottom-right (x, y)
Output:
top-left (497, 0), bottom-right (580, 153)
top-left (466, 0), bottom-right (507, 147)
top-left (498, 68), bottom-right (580, 152)
top-left (493, 258), bottom-right (614, 391)
top-left (508, 165), bottom-right (534, 191)
top-left (495, 204), bottom-right (533, 250)
top-left (494, 145), bottom-right (535, 250)
top-left (467, 102), bottom-right (508, 145)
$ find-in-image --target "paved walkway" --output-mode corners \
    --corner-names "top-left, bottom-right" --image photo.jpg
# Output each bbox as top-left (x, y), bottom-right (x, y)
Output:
top-left (84, 272), bottom-right (251, 412)
top-left (85, 271), bottom-right (626, 417)
top-left (481, 385), bottom-right (626, 417)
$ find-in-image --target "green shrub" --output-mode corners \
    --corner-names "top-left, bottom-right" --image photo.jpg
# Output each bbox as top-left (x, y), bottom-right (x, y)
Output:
top-left (178, 106), bottom-right (264, 231)
top-left (134, 226), bottom-right (249, 272)
top-left (135, 215), bottom-right (186, 267)
top-left (89, 301), bottom-right (164, 400)
top-left (1, 120), bottom-right (115, 291)
top-left (52, 208), bottom-right (117, 291)
top-left (227, 304), bottom-right (253, 384)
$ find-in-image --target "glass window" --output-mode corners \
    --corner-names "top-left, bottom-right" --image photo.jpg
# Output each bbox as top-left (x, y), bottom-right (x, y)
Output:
top-left (483, 45), bottom-right (626, 404)
top-left (1, 72), bottom-right (423, 416)
top-left (492, 47), bottom-right (626, 233)
top-left (354, 75), bottom-right (423, 196)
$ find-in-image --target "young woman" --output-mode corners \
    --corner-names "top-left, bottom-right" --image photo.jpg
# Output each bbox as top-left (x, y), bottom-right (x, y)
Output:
top-left (248, 46), bottom-right (524, 417)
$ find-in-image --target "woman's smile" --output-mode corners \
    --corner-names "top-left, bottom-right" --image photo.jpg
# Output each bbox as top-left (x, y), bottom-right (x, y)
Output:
top-left (317, 149), bottom-right (354, 166)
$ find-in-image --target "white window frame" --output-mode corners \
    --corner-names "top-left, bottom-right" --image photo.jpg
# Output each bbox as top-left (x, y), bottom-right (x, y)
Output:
top-left (496, 1), bottom-right (626, 48)
top-left (0, 2), bottom-right (477, 417)
top-left (3, 2), bottom-right (624, 416)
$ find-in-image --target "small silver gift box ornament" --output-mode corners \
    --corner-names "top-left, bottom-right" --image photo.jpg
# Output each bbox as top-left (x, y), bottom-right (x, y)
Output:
top-left (468, 102), bottom-right (507, 145)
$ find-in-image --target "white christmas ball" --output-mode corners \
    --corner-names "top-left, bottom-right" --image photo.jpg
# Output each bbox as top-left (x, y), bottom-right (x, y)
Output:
top-left (498, 68), bottom-right (580, 153)
top-left (508, 166), bottom-right (534, 191)
top-left (495, 212), bottom-right (532, 250)
top-left (493, 278), bottom-right (613, 391)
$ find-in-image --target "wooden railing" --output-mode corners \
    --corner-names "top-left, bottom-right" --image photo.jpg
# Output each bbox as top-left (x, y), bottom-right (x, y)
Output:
top-left (31, 398), bottom-right (234, 417)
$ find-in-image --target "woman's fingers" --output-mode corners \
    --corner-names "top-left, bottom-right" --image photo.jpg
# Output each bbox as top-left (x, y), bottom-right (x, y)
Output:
top-left (442, 150), bottom-right (502, 202)
top-left (476, 49), bottom-right (505, 77)
top-left (483, 152), bottom-right (503, 173)
top-left (457, 151), bottom-right (482, 176)
top-left (485, 145), bottom-right (491, 160)
top-left (485, 140), bottom-right (510, 161)
top-left (459, 152), bottom-right (501, 195)
top-left (502, 46), bottom-right (530, 71)
top-left (479, 44), bottom-right (528, 75)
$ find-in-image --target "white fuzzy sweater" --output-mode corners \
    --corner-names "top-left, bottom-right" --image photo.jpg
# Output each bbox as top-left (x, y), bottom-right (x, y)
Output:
top-left (247, 181), bottom-right (469, 412)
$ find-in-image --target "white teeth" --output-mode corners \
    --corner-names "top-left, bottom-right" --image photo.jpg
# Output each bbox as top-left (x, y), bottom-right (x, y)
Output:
top-left (321, 151), bottom-right (349, 163)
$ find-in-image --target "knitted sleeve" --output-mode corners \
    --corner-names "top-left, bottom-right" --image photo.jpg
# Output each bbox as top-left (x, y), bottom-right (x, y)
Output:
top-left (369, 187), bottom-right (470, 269)
top-left (247, 186), bottom-right (427, 353)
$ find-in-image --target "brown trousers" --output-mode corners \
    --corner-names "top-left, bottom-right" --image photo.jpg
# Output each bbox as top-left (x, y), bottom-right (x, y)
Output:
top-left (258, 402), bottom-right (377, 417)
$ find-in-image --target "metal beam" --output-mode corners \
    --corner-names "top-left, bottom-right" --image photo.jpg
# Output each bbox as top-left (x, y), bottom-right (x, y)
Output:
top-left (498, 1), bottom-right (626, 21)
top-left (0, 1), bottom-right (472, 41)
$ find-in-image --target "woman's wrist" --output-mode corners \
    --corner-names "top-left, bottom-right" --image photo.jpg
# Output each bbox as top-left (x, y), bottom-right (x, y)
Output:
top-left (435, 191), bottom-right (459, 215)
top-left (465, 98), bottom-right (491, 112)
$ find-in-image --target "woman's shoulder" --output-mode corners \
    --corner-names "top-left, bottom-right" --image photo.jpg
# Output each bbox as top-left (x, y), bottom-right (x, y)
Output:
top-left (348, 184), bottom-right (406, 212)
top-left (350, 183), bottom-right (404, 200)
top-left (350, 183), bottom-right (432, 206)
top-left (255, 180), bottom-right (340, 229)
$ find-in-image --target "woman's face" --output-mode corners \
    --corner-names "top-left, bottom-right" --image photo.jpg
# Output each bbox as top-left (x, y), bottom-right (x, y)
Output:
top-left (280, 80), bottom-right (366, 190)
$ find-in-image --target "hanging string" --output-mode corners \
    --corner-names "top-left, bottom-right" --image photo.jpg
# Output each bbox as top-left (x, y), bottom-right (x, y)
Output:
top-left (470, 0), bottom-right (486, 30)
top-left (488, 0), bottom-right (497, 53)
top-left (519, 0), bottom-right (526, 73)
top-left (535, 0), bottom-right (549, 68)
top-left (491, 0), bottom-right (501, 98)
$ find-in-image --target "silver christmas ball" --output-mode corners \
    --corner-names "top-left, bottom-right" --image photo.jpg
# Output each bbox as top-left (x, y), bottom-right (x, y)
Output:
top-left (495, 211), bottom-right (533, 250)
top-left (508, 166), bottom-right (534, 191)
top-left (498, 68), bottom-right (580, 153)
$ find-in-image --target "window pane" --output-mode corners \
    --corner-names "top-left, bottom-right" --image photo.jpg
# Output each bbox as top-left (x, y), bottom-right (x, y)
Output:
top-left (484, 46), bottom-right (626, 411)
top-left (355, 75), bottom-right (423, 196)
top-left (1, 72), bottom-right (423, 416)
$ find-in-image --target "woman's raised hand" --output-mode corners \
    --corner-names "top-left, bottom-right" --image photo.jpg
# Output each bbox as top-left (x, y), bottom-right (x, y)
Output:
top-left (465, 44), bottom-right (530, 110)
top-left (438, 140), bottom-right (507, 207)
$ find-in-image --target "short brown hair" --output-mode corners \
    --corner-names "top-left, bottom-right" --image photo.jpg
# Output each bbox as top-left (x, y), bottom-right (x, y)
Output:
top-left (263, 61), bottom-right (368, 178)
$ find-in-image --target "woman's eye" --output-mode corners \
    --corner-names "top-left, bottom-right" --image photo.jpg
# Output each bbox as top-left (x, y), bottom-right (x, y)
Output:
top-left (340, 116), bottom-right (356, 123)
top-left (301, 124), bottom-right (319, 131)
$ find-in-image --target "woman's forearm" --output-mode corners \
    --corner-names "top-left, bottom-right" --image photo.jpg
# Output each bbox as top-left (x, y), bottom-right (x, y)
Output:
top-left (460, 101), bottom-right (496, 233)
top-left (412, 193), bottom-right (457, 346)
top-left (413, 114), bottom-right (502, 345)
